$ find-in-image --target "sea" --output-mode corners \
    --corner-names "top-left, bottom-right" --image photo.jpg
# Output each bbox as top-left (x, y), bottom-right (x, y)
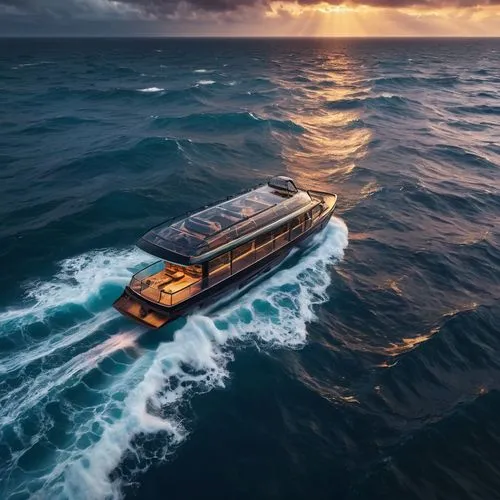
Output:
top-left (0, 37), bottom-right (499, 500)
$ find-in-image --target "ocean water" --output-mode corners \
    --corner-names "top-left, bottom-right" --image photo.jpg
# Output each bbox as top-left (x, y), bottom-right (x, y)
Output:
top-left (0, 37), bottom-right (499, 500)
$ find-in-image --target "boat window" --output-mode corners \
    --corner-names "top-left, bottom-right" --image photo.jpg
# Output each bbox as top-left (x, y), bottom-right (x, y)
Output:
top-left (312, 205), bottom-right (322, 220)
top-left (256, 232), bottom-right (272, 248)
top-left (232, 241), bottom-right (254, 260)
top-left (222, 187), bottom-right (278, 216)
top-left (255, 231), bottom-right (274, 260)
top-left (173, 206), bottom-right (242, 237)
top-left (274, 224), bottom-right (288, 236)
top-left (231, 241), bottom-right (255, 274)
top-left (273, 223), bottom-right (289, 249)
top-left (235, 219), bottom-right (258, 238)
top-left (208, 252), bottom-right (231, 286)
top-left (290, 214), bottom-right (305, 240)
top-left (209, 252), bottom-right (230, 272)
top-left (142, 226), bottom-right (208, 257)
top-left (305, 210), bottom-right (312, 230)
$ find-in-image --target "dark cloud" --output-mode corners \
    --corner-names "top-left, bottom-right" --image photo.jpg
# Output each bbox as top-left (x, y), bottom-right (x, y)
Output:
top-left (3, 0), bottom-right (500, 20)
top-left (1, 0), bottom-right (500, 36)
top-left (120, 0), bottom-right (263, 13)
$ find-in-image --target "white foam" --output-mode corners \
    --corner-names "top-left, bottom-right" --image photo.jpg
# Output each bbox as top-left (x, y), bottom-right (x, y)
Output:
top-left (58, 217), bottom-right (348, 499)
top-left (12, 61), bottom-right (54, 70)
top-left (0, 309), bottom-right (116, 375)
top-left (0, 327), bottom-right (142, 427)
top-left (196, 80), bottom-right (215, 86)
top-left (0, 247), bottom-right (153, 326)
top-left (137, 87), bottom-right (164, 93)
top-left (193, 69), bottom-right (210, 73)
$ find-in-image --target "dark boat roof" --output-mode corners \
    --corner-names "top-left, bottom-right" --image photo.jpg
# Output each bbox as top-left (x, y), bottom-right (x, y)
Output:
top-left (137, 177), bottom-right (319, 264)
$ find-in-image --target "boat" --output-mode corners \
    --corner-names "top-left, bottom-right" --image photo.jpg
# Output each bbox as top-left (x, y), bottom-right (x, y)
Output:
top-left (113, 176), bottom-right (337, 328)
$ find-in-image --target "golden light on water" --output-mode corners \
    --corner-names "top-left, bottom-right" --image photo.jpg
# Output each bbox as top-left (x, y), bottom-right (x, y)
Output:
top-left (278, 52), bottom-right (373, 187)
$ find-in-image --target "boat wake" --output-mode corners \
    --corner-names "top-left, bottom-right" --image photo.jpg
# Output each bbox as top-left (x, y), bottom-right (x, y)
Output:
top-left (0, 217), bottom-right (348, 500)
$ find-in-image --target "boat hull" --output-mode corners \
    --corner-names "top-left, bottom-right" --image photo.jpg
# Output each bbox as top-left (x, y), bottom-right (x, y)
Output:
top-left (113, 190), bottom-right (336, 329)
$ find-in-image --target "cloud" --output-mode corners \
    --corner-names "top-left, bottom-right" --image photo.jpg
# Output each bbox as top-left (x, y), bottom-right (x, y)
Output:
top-left (1, 0), bottom-right (500, 36)
top-left (3, 0), bottom-right (500, 22)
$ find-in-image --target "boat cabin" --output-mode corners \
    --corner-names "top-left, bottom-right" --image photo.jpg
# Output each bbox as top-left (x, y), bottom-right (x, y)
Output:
top-left (129, 177), bottom-right (328, 308)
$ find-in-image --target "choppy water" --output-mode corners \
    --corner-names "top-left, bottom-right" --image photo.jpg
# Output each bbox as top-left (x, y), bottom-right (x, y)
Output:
top-left (0, 38), bottom-right (499, 500)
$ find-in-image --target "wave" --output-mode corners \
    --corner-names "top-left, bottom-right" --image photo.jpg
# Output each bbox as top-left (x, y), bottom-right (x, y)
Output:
top-left (446, 120), bottom-right (489, 132)
top-left (196, 80), bottom-right (215, 86)
top-left (431, 144), bottom-right (498, 171)
top-left (371, 74), bottom-right (459, 88)
top-left (137, 87), bottom-right (164, 93)
top-left (324, 94), bottom-right (411, 111)
top-left (151, 111), bottom-right (305, 134)
top-left (474, 91), bottom-right (497, 99)
top-left (31, 83), bottom-right (215, 110)
top-left (451, 104), bottom-right (500, 116)
top-left (11, 61), bottom-right (55, 70)
top-left (47, 136), bottom-right (193, 182)
top-left (18, 116), bottom-right (101, 135)
top-left (1, 217), bottom-right (347, 499)
top-left (0, 248), bottom-right (152, 328)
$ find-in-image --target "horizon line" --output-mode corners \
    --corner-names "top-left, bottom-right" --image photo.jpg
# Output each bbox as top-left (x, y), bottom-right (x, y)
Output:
top-left (2, 35), bottom-right (500, 39)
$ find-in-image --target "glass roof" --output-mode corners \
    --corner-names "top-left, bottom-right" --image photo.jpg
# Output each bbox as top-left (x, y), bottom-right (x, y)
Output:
top-left (139, 184), bottom-right (314, 258)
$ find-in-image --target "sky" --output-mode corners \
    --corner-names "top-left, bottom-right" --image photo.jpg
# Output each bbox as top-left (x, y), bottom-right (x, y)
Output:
top-left (1, 0), bottom-right (500, 36)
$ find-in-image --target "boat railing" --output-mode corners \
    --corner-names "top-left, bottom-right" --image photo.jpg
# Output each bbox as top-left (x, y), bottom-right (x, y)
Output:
top-left (130, 260), bottom-right (203, 307)
top-left (129, 261), bottom-right (165, 303)
top-left (131, 261), bottom-right (165, 281)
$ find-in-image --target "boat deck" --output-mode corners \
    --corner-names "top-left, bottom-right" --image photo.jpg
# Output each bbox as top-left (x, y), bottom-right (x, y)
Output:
top-left (113, 292), bottom-right (170, 328)
top-left (139, 268), bottom-right (201, 303)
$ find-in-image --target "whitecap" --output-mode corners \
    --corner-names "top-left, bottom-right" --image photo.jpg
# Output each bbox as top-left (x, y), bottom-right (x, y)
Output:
top-left (196, 80), bottom-right (215, 86)
top-left (12, 61), bottom-right (54, 70)
top-left (137, 87), bottom-right (164, 93)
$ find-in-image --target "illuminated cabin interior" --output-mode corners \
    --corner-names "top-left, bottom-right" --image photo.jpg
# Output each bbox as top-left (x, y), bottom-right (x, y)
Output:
top-left (129, 177), bottom-right (330, 308)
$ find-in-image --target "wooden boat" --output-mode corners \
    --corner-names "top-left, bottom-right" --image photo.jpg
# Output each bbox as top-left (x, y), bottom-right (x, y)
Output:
top-left (113, 176), bottom-right (337, 328)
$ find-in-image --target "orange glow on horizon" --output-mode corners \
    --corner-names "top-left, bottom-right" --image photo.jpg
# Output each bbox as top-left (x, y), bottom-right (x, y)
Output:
top-left (262, 2), bottom-right (500, 37)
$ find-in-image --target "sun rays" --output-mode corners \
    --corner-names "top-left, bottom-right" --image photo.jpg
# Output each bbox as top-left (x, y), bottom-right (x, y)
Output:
top-left (260, 2), bottom-right (500, 37)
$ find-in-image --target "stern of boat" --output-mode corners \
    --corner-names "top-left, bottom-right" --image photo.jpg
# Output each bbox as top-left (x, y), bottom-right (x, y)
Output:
top-left (113, 289), bottom-right (170, 329)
